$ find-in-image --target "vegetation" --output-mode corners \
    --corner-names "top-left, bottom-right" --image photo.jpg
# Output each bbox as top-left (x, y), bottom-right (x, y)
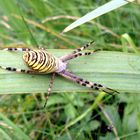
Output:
top-left (0, 0), bottom-right (140, 139)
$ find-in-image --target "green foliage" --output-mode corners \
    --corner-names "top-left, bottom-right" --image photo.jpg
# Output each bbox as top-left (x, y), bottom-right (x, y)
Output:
top-left (0, 50), bottom-right (140, 94)
top-left (0, 0), bottom-right (140, 140)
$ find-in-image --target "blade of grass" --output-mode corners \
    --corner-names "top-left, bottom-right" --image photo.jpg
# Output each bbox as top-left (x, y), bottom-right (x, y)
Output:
top-left (60, 92), bottom-right (106, 134)
top-left (12, 14), bottom-right (78, 48)
top-left (62, 0), bottom-right (134, 33)
top-left (0, 113), bottom-right (31, 140)
top-left (0, 128), bottom-right (12, 140)
top-left (121, 33), bottom-right (139, 54)
top-left (0, 49), bottom-right (140, 94)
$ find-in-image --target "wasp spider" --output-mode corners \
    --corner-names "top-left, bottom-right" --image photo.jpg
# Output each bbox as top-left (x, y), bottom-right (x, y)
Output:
top-left (0, 41), bottom-right (119, 107)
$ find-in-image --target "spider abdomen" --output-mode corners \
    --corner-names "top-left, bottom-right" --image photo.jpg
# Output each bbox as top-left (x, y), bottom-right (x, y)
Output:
top-left (23, 50), bottom-right (65, 73)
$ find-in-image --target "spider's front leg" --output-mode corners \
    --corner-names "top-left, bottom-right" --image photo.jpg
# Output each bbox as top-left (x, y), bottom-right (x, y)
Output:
top-left (57, 70), bottom-right (119, 94)
top-left (61, 49), bottom-right (100, 62)
top-left (72, 40), bottom-right (95, 54)
top-left (60, 41), bottom-right (96, 62)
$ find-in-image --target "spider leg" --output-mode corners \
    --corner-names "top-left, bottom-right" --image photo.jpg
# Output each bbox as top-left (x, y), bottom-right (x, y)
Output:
top-left (57, 70), bottom-right (119, 94)
top-left (72, 40), bottom-right (95, 54)
top-left (61, 49), bottom-right (100, 62)
top-left (43, 73), bottom-right (56, 108)
top-left (1, 65), bottom-right (56, 108)
top-left (0, 66), bottom-right (35, 73)
top-left (3, 47), bottom-right (31, 51)
top-left (1, 47), bottom-right (36, 73)
top-left (60, 41), bottom-right (95, 62)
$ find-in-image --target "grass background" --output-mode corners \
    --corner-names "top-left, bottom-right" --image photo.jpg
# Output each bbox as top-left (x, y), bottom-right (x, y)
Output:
top-left (0, 0), bottom-right (140, 140)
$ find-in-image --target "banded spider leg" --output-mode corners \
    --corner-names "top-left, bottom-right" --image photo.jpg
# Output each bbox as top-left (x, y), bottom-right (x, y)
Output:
top-left (58, 41), bottom-right (119, 94)
top-left (1, 47), bottom-right (34, 73)
top-left (44, 41), bottom-right (98, 107)
top-left (57, 70), bottom-right (119, 94)
top-left (60, 41), bottom-right (97, 62)
top-left (43, 72), bottom-right (56, 108)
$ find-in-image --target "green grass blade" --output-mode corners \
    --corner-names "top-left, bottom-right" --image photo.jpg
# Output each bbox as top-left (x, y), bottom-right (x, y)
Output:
top-left (61, 92), bottom-right (106, 133)
top-left (0, 49), bottom-right (140, 94)
top-left (0, 128), bottom-right (12, 140)
top-left (0, 113), bottom-right (31, 140)
top-left (121, 33), bottom-right (139, 54)
top-left (62, 0), bottom-right (134, 33)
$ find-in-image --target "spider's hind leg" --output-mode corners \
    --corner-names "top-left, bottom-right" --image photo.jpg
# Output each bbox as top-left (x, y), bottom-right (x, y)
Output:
top-left (0, 65), bottom-right (35, 73)
top-left (2, 43), bottom-right (31, 52)
top-left (3, 47), bottom-right (31, 51)
top-left (1, 46), bottom-right (33, 73)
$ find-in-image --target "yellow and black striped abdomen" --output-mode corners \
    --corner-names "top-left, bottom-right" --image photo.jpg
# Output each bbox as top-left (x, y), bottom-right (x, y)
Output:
top-left (23, 50), bottom-right (59, 73)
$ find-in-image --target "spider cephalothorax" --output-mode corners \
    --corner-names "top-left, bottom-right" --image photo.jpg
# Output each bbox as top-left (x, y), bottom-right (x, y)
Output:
top-left (1, 41), bottom-right (119, 107)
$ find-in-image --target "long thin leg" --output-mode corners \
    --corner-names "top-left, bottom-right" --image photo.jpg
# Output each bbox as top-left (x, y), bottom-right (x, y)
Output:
top-left (1, 65), bottom-right (56, 107)
top-left (43, 73), bottom-right (56, 108)
top-left (57, 70), bottom-right (119, 94)
top-left (2, 48), bottom-right (35, 73)
top-left (61, 49), bottom-right (99, 62)
top-left (0, 66), bottom-right (35, 73)
top-left (72, 41), bottom-right (95, 54)
top-left (60, 41), bottom-right (95, 62)
top-left (3, 48), bottom-right (31, 51)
